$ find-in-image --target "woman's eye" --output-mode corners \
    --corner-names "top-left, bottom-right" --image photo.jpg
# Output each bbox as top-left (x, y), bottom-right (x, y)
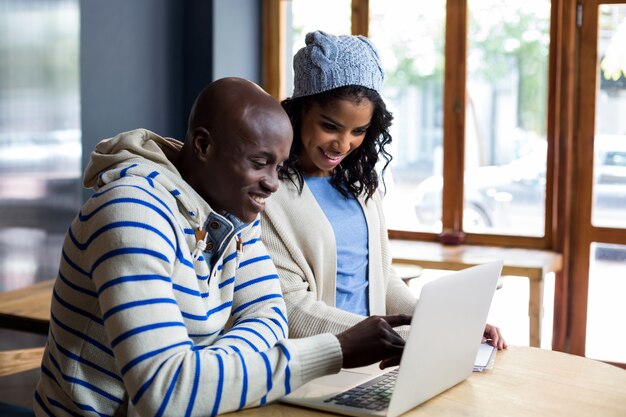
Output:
top-left (321, 123), bottom-right (337, 131)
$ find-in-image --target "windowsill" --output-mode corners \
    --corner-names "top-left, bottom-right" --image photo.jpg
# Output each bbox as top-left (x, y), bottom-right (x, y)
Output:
top-left (389, 239), bottom-right (563, 280)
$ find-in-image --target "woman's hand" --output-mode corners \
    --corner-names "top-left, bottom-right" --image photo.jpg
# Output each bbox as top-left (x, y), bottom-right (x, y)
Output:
top-left (482, 323), bottom-right (507, 349)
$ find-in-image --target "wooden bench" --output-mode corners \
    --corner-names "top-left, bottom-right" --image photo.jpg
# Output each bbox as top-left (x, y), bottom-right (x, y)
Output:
top-left (389, 240), bottom-right (563, 347)
top-left (0, 279), bottom-right (54, 335)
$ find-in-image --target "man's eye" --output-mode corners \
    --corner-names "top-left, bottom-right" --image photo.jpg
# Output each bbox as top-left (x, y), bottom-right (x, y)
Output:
top-left (251, 159), bottom-right (267, 168)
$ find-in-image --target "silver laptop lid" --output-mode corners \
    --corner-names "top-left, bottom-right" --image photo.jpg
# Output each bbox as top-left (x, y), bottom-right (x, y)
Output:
top-left (388, 260), bottom-right (503, 417)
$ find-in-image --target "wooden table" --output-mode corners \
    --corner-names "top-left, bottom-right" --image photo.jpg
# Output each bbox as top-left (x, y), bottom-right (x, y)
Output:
top-left (389, 240), bottom-right (563, 348)
top-left (0, 279), bottom-right (54, 335)
top-left (224, 346), bottom-right (626, 417)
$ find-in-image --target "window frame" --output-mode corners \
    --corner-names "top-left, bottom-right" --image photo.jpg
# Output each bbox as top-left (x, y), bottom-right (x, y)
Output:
top-left (263, 0), bottom-right (563, 250)
top-left (262, 0), bottom-right (589, 355)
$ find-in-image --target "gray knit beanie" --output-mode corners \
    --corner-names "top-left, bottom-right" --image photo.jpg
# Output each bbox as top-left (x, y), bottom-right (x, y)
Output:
top-left (292, 30), bottom-right (385, 98)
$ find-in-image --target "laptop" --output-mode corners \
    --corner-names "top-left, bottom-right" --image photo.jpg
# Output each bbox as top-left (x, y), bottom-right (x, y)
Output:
top-left (281, 260), bottom-right (503, 417)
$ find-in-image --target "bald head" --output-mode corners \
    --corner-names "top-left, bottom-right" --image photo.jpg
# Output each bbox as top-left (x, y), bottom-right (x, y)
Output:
top-left (187, 77), bottom-right (287, 141)
top-left (176, 77), bottom-right (293, 223)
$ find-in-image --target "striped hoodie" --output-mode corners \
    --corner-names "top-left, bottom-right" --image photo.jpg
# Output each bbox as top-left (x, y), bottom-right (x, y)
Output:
top-left (34, 129), bottom-right (342, 417)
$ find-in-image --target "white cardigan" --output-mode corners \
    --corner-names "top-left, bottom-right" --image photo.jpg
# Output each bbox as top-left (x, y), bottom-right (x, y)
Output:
top-left (261, 179), bottom-right (417, 338)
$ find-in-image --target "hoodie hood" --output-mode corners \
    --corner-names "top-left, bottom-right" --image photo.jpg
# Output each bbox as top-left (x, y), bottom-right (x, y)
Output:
top-left (83, 129), bottom-right (182, 189)
top-left (83, 129), bottom-right (214, 227)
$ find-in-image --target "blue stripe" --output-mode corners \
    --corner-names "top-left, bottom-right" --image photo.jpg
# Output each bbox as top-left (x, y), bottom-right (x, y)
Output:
top-left (235, 318), bottom-right (279, 341)
top-left (232, 294), bottom-right (282, 315)
top-left (103, 298), bottom-right (177, 321)
top-left (48, 396), bottom-right (107, 417)
top-left (185, 351), bottom-right (201, 417)
top-left (184, 227), bottom-right (194, 234)
top-left (188, 329), bottom-right (221, 339)
top-left (81, 192), bottom-right (193, 268)
top-left (252, 219), bottom-right (261, 227)
top-left (237, 255), bottom-right (271, 268)
top-left (231, 346), bottom-right (248, 409)
top-left (131, 356), bottom-right (174, 405)
top-left (272, 306), bottom-right (289, 326)
top-left (53, 289), bottom-right (103, 325)
top-left (217, 251), bottom-right (237, 271)
top-left (269, 318), bottom-right (286, 338)
top-left (58, 271), bottom-right (97, 298)
top-left (98, 274), bottom-right (171, 294)
top-left (146, 171), bottom-right (159, 188)
top-left (233, 274), bottom-right (278, 292)
top-left (92, 247), bottom-right (171, 276)
top-left (92, 183), bottom-right (174, 217)
top-left (276, 343), bottom-right (292, 394)
top-left (219, 334), bottom-right (259, 352)
top-left (112, 321), bottom-right (185, 347)
top-left (172, 283), bottom-right (202, 296)
top-left (79, 197), bottom-right (161, 223)
top-left (171, 189), bottom-right (181, 196)
top-left (259, 351), bottom-right (272, 405)
top-left (243, 237), bottom-right (260, 246)
top-left (68, 220), bottom-right (175, 253)
top-left (40, 364), bottom-right (58, 387)
top-left (62, 249), bottom-right (91, 278)
top-left (232, 326), bottom-right (270, 349)
top-left (211, 354), bottom-right (225, 417)
top-left (219, 277), bottom-right (235, 289)
top-left (65, 374), bottom-right (123, 403)
top-left (51, 312), bottom-right (113, 356)
top-left (155, 362), bottom-right (182, 417)
top-left (207, 301), bottom-right (232, 316)
top-left (121, 340), bottom-right (192, 375)
top-left (34, 391), bottom-right (55, 417)
top-left (181, 311), bottom-right (209, 321)
top-left (120, 163), bottom-right (137, 177)
top-left (206, 346), bottom-right (229, 354)
top-left (50, 331), bottom-right (122, 382)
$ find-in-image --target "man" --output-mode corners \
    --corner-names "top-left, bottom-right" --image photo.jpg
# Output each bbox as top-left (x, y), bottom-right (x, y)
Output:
top-left (34, 77), bottom-right (409, 416)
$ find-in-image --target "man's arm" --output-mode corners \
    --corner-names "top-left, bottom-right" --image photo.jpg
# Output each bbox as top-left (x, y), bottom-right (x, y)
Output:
top-left (84, 183), bottom-right (342, 416)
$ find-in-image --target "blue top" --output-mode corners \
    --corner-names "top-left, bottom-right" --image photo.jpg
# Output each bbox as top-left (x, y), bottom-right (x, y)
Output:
top-left (305, 176), bottom-right (369, 316)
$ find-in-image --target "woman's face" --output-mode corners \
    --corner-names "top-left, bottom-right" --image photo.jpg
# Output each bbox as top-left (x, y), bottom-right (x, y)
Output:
top-left (297, 98), bottom-right (374, 177)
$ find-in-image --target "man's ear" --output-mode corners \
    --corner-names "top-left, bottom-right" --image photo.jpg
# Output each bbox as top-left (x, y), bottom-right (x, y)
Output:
top-left (191, 127), bottom-right (213, 162)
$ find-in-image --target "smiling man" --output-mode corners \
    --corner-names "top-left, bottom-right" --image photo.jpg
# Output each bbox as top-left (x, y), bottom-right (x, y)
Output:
top-left (34, 77), bottom-right (410, 417)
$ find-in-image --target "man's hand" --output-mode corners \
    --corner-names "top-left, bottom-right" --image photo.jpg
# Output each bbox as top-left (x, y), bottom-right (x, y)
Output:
top-left (336, 315), bottom-right (412, 369)
top-left (482, 323), bottom-right (507, 350)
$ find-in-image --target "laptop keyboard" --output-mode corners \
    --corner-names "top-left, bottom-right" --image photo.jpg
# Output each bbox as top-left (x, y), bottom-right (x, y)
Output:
top-left (324, 368), bottom-right (399, 411)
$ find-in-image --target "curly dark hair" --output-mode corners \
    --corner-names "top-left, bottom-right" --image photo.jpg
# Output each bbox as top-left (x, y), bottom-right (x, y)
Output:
top-left (280, 85), bottom-right (393, 202)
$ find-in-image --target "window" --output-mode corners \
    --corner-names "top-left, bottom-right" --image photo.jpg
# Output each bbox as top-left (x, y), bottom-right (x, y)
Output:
top-left (264, 0), bottom-right (626, 364)
top-left (0, 0), bottom-right (81, 291)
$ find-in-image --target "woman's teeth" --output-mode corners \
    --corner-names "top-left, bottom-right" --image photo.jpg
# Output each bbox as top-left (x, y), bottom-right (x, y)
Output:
top-left (322, 150), bottom-right (342, 161)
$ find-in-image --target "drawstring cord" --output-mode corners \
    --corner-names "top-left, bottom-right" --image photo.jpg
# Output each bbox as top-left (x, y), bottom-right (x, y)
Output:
top-left (192, 227), bottom-right (208, 260)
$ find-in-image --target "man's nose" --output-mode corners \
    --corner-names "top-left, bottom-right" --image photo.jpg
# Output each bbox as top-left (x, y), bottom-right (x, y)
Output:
top-left (261, 171), bottom-right (279, 193)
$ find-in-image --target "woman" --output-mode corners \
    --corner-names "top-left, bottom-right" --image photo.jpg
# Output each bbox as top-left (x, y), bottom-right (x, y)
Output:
top-left (261, 31), bottom-right (505, 348)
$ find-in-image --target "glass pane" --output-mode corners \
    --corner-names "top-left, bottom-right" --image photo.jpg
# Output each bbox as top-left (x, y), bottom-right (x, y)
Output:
top-left (0, 0), bottom-right (81, 291)
top-left (369, 0), bottom-right (446, 232)
top-left (464, 0), bottom-right (550, 236)
top-left (586, 243), bottom-right (626, 363)
top-left (283, 0), bottom-right (351, 98)
top-left (592, 4), bottom-right (626, 229)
